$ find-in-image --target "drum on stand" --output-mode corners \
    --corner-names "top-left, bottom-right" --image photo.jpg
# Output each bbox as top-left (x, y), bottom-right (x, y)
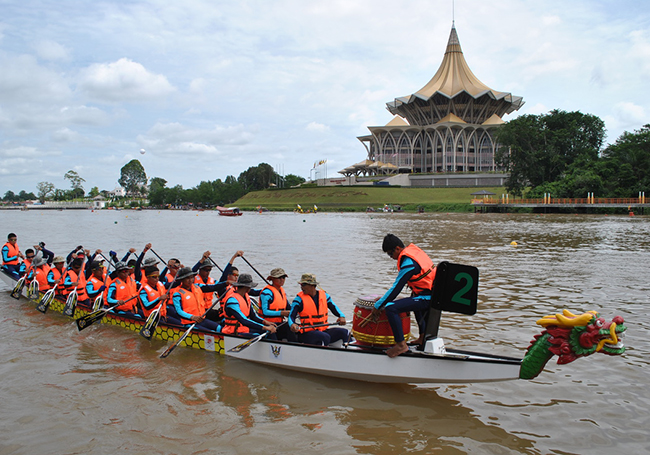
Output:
top-left (352, 295), bottom-right (411, 347)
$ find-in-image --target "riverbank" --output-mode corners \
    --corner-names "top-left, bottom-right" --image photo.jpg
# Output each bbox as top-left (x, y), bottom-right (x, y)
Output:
top-left (234, 186), bottom-right (505, 212)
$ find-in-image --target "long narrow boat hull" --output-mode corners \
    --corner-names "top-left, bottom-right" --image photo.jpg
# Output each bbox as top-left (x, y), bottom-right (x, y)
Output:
top-left (3, 270), bottom-right (522, 384)
top-left (223, 335), bottom-right (522, 384)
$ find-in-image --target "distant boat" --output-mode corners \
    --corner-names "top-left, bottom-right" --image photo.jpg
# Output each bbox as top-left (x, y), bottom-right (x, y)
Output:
top-left (216, 206), bottom-right (242, 216)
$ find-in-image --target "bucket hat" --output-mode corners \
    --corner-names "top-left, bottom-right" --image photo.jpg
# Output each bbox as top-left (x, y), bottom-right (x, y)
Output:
top-left (267, 268), bottom-right (287, 280)
top-left (176, 266), bottom-right (198, 281)
top-left (298, 273), bottom-right (318, 286)
top-left (234, 273), bottom-right (257, 288)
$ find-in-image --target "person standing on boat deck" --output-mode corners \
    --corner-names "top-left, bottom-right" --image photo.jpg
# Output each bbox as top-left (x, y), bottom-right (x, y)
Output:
top-left (220, 273), bottom-right (277, 338)
top-left (106, 261), bottom-right (141, 314)
top-left (289, 274), bottom-right (347, 346)
top-left (259, 268), bottom-right (296, 342)
top-left (2, 233), bottom-right (24, 279)
top-left (372, 234), bottom-right (436, 358)
top-left (170, 267), bottom-right (223, 331)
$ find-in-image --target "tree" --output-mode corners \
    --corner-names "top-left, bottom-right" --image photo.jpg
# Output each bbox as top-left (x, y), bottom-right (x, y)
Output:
top-left (119, 159), bottom-right (147, 196)
top-left (148, 177), bottom-right (168, 206)
top-left (18, 190), bottom-right (36, 201)
top-left (283, 174), bottom-right (306, 188)
top-left (3, 190), bottom-right (16, 202)
top-left (238, 163), bottom-right (277, 191)
top-left (496, 110), bottom-right (606, 196)
top-left (88, 186), bottom-right (100, 198)
top-left (600, 124), bottom-right (650, 196)
top-left (36, 181), bottom-right (55, 203)
top-left (64, 170), bottom-right (86, 196)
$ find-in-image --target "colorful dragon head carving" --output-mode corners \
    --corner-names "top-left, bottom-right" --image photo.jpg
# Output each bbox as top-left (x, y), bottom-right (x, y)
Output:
top-left (519, 309), bottom-right (626, 380)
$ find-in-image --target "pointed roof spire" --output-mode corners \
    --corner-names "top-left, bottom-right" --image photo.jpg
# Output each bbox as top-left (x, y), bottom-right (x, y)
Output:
top-left (414, 25), bottom-right (497, 99)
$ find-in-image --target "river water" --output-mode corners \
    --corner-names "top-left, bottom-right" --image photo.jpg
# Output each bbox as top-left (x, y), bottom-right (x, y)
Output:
top-left (0, 210), bottom-right (648, 454)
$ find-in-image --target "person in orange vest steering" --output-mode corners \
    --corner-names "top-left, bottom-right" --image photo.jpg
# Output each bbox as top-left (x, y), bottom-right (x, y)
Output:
top-left (2, 233), bottom-right (24, 279)
top-left (371, 234), bottom-right (437, 358)
top-left (258, 268), bottom-right (296, 342)
top-left (289, 273), bottom-right (347, 346)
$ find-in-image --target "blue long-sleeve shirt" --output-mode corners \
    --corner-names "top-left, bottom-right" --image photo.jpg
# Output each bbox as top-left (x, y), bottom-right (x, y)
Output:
top-left (2, 244), bottom-right (19, 264)
top-left (223, 294), bottom-right (267, 333)
top-left (288, 291), bottom-right (345, 327)
top-left (374, 256), bottom-right (429, 309)
top-left (171, 283), bottom-right (225, 321)
top-left (259, 287), bottom-right (288, 319)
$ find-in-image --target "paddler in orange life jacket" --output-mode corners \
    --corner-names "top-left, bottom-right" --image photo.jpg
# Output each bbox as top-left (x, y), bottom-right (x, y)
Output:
top-left (259, 268), bottom-right (297, 342)
top-left (192, 251), bottom-right (217, 308)
top-left (139, 262), bottom-right (172, 321)
top-left (62, 257), bottom-right (90, 306)
top-left (2, 233), bottom-right (24, 279)
top-left (220, 273), bottom-right (277, 338)
top-left (106, 261), bottom-right (141, 314)
top-left (371, 234), bottom-right (436, 358)
top-left (18, 248), bottom-right (35, 277)
top-left (27, 252), bottom-right (50, 291)
top-left (47, 256), bottom-right (66, 294)
top-left (86, 260), bottom-right (107, 301)
top-left (289, 273), bottom-right (347, 346)
top-left (170, 267), bottom-right (224, 331)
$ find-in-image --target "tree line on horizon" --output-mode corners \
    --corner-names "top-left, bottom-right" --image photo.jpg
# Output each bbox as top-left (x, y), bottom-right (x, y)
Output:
top-left (496, 110), bottom-right (650, 198)
top-left (2, 162), bottom-right (306, 207)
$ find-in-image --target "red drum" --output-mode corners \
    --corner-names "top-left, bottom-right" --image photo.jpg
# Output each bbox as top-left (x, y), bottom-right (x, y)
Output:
top-left (352, 295), bottom-right (411, 347)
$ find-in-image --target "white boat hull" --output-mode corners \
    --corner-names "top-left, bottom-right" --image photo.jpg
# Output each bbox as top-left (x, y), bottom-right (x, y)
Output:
top-left (223, 336), bottom-right (522, 384)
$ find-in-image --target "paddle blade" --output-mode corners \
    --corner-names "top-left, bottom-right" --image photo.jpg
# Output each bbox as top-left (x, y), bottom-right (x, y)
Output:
top-left (63, 292), bottom-right (78, 317)
top-left (92, 295), bottom-right (103, 312)
top-left (160, 325), bottom-right (195, 358)
top-left (36, 291), bottom-right (54, 313)
top-left (27, 281), bottom-right (39, 300)
top-left (76, 310), bottom-right (107, 331)
top-left (228, 332), bottom-right (266, 353)
top-left (140, 310), bottom-right (160, 340)
top-left (10, 277), bottom-right (25, 299)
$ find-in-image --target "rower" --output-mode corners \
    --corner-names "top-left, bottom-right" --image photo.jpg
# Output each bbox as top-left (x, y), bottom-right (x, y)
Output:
top-left (289, 273), bottom-right (347, 346)
top-left (139, 264), bottom-right (172, 322)
top-left (19, 248), bottom-right (35, 277)
top-left (170, 267), bottom-right (222, 331)
top-left (86, 260), bottom-right (107, 301)
top-left (192, 251), bottom-right (216, 309)
top-left (259, 268), bottom-right (296, 342)
top-left (62, 257), bottom-right (90, 306)
top-left (27, 253), bottom-right (50, 292)
top-left (2, 233), bottom-right (24, 279)
top-left (47, 256), bottom-right (66, 294)
top-left (371, 234), bottom-right (436, 358)
top-left (106, 261), bottom-right (140, 314)
top-left (220, 273), bottom-right (276, 338)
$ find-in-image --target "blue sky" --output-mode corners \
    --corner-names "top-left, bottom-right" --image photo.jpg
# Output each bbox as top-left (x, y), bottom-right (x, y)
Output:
top-left (1, 0), bottom-right (649, 195)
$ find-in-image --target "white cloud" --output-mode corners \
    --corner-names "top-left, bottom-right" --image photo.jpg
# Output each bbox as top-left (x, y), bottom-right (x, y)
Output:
top-left (77, 58), bottom-right (175, 102)
top-left (0, 54), bottom-right (71, 104)
top-left (34, 40), bottom-right (70, 61)
top-left (306, 122), bottom-right (330, 132)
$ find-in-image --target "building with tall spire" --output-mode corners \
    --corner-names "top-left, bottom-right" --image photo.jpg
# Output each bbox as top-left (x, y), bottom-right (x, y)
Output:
top-left (341, 24), bottom-right (523, 182)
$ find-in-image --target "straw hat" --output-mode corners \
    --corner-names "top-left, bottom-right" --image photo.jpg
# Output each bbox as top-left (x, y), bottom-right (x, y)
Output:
top-left (297, 273), bottom-right (318, 286)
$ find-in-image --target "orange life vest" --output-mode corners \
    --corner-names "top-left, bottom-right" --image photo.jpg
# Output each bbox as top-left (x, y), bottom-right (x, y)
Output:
top-left (297, 290), bottom-right (328, 331)
top-left (222, 292), bottom-right (251, 334)
top-left (48, 266), bottom-right (65, 294)
top-left (194, 275), bottom-right (215, 308)
top-left (112, 276), bottom-right (139, 312)
top-left (258, 285), bottom-right (287, 323)
top-left (141, 281), bottom-right (168, 318)
top-left (3, 242), bottom-right (20, 265)
top-left (397, 243), bottom-right (436, 294)
top-left (62, 269), bottom-right (88, 301)
top-left (175, 285), bottom-right (205, 325)
top-left (32, 265), bottom-right (51, 291)
top-left (87, 275), bottom-right (105, 299)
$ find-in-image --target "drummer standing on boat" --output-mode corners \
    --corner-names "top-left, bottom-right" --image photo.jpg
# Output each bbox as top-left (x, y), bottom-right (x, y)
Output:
top-left (372, 234), bottom-right (436, 358)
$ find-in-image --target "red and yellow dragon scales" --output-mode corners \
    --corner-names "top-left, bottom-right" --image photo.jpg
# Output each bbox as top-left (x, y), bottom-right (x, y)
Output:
top-left (520, 309), bottom-right (626, 380)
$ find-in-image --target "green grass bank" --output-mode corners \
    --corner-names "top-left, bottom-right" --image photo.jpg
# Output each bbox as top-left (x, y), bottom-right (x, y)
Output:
top-left (234, 186), bottom-right (506, 212)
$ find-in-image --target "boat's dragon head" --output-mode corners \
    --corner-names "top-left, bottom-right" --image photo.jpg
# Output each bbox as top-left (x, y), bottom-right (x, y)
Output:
top-left (520, 309), bottom-right (626, 380)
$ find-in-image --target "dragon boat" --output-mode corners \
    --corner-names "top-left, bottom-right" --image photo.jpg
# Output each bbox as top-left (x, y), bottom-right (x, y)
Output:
top-left (0, 261), bottom-right (627, 384)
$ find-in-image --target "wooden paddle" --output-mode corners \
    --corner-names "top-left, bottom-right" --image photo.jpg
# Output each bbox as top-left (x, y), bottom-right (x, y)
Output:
top-left (159, 299), bottom-right (220, 358)
top-left (10, 258), bottom-right (37, 299)
top-left (75, 294), bottom-right (139, 331)
top-left (228, 322), bottom-right (286, 353)
top-left (62, 269), bottom-right (82, 317)
top-left (139, 276), bottom-right (179, 340)
top-left (240, 255), bottom-right (270, 286)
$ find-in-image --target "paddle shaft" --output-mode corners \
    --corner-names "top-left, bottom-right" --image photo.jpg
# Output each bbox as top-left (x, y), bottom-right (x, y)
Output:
top-left (207, 257), bottom-right (224, 273)
top-left (160, 296), bottom-right (220, 358)
top-left (76, 293), bottom-right (140, 330)
top-left (240, 256), bottom-right (270, 286)
top-left (228, 321), bottom-right (287, 353)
